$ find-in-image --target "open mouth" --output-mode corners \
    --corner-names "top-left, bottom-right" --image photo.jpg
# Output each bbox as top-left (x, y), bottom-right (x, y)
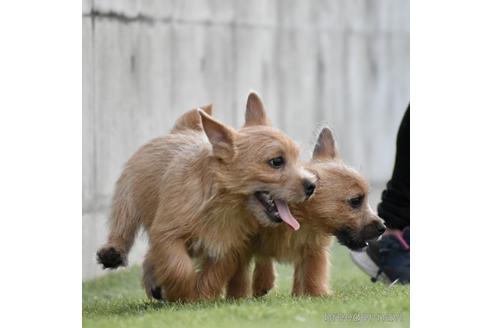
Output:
top-left (254, 191), bottom-right (300, 230)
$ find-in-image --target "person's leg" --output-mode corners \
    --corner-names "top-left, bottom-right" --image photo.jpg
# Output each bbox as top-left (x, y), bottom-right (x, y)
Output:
top-left (378, 105), bottom-right (410, 230)
top-left (351, 104), bottom-right (410, 284)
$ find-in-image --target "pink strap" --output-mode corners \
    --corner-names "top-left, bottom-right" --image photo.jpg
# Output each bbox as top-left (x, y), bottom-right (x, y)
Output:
top-left (385, 230), bottom-right (410, 250)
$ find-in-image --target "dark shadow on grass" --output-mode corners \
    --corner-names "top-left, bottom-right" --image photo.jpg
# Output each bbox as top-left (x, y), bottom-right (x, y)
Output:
top-left (83, 297), bottom-right (266, 319)
top-left (83, 300), bottom-right (165, 318)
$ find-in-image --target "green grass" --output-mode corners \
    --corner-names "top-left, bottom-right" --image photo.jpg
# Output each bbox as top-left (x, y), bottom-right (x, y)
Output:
top-left (83, 244), bottom-right (409, 328)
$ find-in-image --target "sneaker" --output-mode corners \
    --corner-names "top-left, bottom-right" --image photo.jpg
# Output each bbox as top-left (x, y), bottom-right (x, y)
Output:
top-left (350, 227), bottom-right (410, 284)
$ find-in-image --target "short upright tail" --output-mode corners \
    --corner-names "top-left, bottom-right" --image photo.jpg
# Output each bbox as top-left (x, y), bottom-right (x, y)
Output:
top-left (97, 246), bottom-right (126, 269)
top-left (171, 105), bottom-right (213, 133)
top-left (97, 179), bottom-right (140, 269)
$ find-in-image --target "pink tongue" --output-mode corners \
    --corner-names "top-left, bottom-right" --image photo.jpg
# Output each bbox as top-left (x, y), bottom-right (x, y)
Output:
top-left (274, 199), bottom-right (300, 231)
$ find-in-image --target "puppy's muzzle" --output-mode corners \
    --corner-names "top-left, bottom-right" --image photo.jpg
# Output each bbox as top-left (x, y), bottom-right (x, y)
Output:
top-left (336, 221), bottom-right (386, 251)
top-left (360, 221), bottom-right (386, 240)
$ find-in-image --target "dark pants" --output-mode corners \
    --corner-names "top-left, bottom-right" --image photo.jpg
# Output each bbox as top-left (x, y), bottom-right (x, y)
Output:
top-left (378, 105), bottom-right (410, 230)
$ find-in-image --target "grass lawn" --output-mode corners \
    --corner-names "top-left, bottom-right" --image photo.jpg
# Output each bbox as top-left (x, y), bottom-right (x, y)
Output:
top-left (83, 243), bottom-right (409, 327)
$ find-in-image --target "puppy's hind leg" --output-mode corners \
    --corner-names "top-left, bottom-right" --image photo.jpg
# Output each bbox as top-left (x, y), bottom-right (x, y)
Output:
top-left (142, 256), bottom-right (164, 301)
top-left (252, 257), bottom-right (276, 297)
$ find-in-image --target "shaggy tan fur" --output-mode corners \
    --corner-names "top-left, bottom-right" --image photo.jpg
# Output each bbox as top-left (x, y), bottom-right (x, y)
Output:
top-left (162, 103), bottom-right (385, 300)
top-left (97, 92), bottom-right (316, 302)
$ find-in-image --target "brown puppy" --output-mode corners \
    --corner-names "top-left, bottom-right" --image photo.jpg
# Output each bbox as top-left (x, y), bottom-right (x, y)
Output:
top-left (97, 92), bottom-right (316, 302)
top-left (227, 127), bottom-right (386, 298)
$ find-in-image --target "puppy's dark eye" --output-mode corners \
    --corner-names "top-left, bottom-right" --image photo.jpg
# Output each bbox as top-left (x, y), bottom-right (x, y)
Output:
top-left (348, 195), bottom-right (364, 209)
top-left (268, 156), bottom-right (285, 169)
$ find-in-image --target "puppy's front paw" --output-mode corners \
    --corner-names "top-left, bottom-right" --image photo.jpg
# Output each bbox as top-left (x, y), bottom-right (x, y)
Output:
top-left (253, 266), bottom-right (276, 297)
top-left (253, 288), bottom-right (271, 298)
top-left (303, 287), bottom-right (333, 298)
top-left (252, 276), bottom-right (275, 297)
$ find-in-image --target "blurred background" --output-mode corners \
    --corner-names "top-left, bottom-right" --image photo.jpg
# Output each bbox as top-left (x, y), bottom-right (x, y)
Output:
top-left (83, 0), bottom-right (409, 280)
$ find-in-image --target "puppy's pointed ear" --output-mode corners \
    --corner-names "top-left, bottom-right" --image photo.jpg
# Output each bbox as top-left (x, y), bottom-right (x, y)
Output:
top-left (200, 103), bottom-right (213, 116)
top-left (198, 110), bottom-right (236, 162)
top-left (244, 91), bottom-right (271, 127)
top-left (313, 127), bottom-right (338, 160)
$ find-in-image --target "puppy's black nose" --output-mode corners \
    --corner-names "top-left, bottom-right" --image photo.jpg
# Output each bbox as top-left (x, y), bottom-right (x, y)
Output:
top-left (303, 179), bottom-right (316, 198)
top-left (376, 222), bottom-right (386, 235)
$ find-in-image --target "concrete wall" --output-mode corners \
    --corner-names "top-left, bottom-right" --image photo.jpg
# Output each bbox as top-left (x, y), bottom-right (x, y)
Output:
top-left (82, 0), bottom-right (409, 280)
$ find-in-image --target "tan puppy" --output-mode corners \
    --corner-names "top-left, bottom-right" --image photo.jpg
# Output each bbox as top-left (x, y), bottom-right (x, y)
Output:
top-left (97, 92), bottom-right (316, 302)
top-left (226, 127), bottom-right (386, 298)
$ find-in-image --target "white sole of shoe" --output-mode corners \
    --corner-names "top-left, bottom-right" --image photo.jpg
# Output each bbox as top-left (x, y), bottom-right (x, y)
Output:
top-left (349, 249), bottom-right (391, 283)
